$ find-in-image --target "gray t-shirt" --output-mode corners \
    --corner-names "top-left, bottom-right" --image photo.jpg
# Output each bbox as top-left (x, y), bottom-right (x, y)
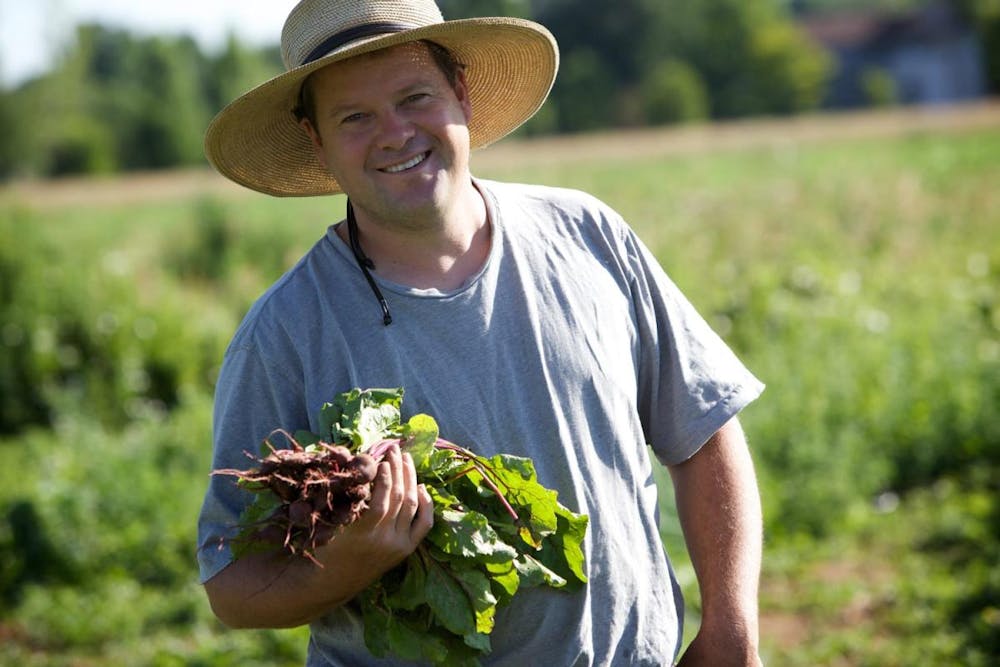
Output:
top-left (198, 179), bottom-right (764, 666)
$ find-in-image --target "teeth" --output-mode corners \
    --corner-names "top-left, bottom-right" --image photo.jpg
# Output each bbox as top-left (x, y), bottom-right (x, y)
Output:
top-left (383, 153), bottom-right (426, 173)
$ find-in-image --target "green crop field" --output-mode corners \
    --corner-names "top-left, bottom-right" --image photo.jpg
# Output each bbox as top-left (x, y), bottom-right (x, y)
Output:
top-left (1, 105), bottom-right (997, 666)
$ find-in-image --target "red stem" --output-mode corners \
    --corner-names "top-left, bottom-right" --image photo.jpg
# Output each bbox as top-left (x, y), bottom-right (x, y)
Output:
top-left (433, 438), bottom-right (520, 523)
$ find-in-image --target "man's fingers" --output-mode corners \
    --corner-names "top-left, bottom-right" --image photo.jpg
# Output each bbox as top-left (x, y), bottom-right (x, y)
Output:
top-left (393, 452), bottom-right (421, 532)
top-left (410, 484), bottom-right (434, 542)
top-left (363, 445), bottom-right (399, 523)
top-left (351, 446), bottom-right (431, 553)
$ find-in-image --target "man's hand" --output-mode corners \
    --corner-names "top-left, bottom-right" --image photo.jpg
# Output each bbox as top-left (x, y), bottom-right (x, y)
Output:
top-left (325, 443), bottom-right (434, 574)
top-left (676, 626), bottom-right (763, 666)
top-left (204, 444), bottom-right (434, 629)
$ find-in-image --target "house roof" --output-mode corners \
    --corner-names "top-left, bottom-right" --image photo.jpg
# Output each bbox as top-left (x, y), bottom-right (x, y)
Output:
top-left (798, 2), bottom-right (971, 51)
top-left (799, 11), bottom-right (886, 49)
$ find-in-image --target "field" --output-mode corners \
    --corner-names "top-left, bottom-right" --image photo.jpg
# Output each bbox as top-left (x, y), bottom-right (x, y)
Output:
top-left (1, 103), bottom-right (998, 666)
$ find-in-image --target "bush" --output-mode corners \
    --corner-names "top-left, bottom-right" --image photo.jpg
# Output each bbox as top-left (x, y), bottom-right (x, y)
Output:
top-left (45, 117), bottom-right (118, 176)
top-left (0, 206), bottom-right (229, 434)
top-left (862, 67), bottom-right (899, 107)
top-left (641, 59), bottom-right (709, 125)
top-left (550, 48), bottom-right (617, 132)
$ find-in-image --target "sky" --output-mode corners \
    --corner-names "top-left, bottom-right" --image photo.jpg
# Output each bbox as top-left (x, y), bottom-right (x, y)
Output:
top-left (0, 0), bottom-right (294, 87)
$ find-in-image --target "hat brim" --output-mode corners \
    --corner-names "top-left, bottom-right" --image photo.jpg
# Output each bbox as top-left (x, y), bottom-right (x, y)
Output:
top-left (204, 17), bottom-right (558, 197)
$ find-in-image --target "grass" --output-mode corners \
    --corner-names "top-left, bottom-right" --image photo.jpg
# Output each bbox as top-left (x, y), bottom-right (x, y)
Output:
top-left (1, 105), bottom-right (998, 665)
top-left (757, 471), bottom-right (998, 666)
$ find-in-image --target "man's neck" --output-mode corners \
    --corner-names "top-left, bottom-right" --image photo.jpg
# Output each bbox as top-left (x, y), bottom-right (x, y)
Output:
top-left (339, 181), bottom-right (490, 291)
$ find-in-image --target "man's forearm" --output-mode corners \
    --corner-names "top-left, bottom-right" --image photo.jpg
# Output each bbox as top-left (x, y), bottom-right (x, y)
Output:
top-left (669, 417), bottom-right (763, 654)
top-left (203, 543), bottom-right (376, 629)
top-left (204, 446), bottom-right (434, 629)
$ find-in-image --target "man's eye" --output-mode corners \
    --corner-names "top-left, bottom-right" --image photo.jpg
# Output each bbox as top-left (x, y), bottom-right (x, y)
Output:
top-left (341, 112), bottom-right (367, 124)
top-left (404, 93), bottom-right (430, 105)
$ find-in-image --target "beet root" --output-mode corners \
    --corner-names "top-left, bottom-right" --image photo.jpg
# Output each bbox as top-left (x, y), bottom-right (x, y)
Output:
top-left (213, 440), bottom-right (381, 562)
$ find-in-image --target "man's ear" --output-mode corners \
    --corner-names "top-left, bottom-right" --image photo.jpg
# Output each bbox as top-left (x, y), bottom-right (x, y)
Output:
top-left (299, 117), bottom-right (328, 168)
top-left (454, 69), bottom-right (473, 124)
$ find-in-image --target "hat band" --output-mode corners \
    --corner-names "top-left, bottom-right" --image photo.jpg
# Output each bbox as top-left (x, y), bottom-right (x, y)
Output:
top-left (301, 21), bottom-right (419, 66)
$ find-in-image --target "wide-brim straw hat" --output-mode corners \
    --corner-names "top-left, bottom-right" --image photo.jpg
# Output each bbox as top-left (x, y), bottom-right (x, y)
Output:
top-left (204, 0), bottom-right (559, 197)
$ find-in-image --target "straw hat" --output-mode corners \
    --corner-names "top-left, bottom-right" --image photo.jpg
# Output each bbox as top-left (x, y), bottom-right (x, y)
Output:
top-left (204, 0), bottom-right (559, 197)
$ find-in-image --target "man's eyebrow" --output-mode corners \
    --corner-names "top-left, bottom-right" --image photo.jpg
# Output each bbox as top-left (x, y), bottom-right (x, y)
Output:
top-left (324, 102), bottom-right (361, 119)
top-left (398, 82), bottom-right (437, 99)
top-left (323, 80), bottom-right (440, 119)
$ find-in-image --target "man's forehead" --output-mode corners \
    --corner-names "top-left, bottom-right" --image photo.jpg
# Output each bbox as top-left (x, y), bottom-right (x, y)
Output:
top-left (318, 41), bottom-right (439, 79)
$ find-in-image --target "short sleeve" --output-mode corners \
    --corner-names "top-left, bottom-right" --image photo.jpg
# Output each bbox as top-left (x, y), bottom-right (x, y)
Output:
top-left (627, 231), bottom-right (764, 465)
top-left (196, 341), bottom-right (307, 583)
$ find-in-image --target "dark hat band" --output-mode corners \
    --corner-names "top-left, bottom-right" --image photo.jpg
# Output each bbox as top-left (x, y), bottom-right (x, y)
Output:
top-left (301, 21), bottom-right (418, 65)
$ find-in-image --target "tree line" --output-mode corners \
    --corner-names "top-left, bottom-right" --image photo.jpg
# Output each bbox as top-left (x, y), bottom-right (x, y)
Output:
top-left (1, 0), bottom-right (997, 180)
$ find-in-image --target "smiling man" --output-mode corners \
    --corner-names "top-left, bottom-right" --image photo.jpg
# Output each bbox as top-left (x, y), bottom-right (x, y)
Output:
top-left (298, 42), bottom-right (490, 291)
top-left (198, 1), bottom-right (766, 666)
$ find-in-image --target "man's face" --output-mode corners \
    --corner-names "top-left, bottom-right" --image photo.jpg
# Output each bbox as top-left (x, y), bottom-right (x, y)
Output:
top-left (300, 42), bottom-right (473, 227)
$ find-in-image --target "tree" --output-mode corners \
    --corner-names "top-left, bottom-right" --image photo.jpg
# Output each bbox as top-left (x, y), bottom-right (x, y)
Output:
top-left (536, 0), bottom-right (653, 86)
top-left (554, 48), bottom-right (618, 131)
top-left (641, 59), bottom-right (710, 125)
top-left (645, 0), bottom-right (832, 118)
top-left (436, 0), bottom-right (532, 19)
top-left (124, 35), bottom-right (210, 168)
top-left (0, 89), bottom-right (25, 178)
top-left (958, 0), bottom-right (1000, 94)
top-left (205, 33), bottom-right (284, 115)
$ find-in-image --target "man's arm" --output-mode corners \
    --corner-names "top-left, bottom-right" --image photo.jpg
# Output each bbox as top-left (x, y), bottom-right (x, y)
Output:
top-left (204, 445), bottom-right (434, 628)
top-left (669, 417), bottom-right (763, 667)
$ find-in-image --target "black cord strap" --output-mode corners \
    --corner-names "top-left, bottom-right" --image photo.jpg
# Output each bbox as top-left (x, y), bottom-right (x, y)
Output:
top-left (301, 22), bottom-right (416, 65)
top-left (346, 201), bottom-right (392, 326)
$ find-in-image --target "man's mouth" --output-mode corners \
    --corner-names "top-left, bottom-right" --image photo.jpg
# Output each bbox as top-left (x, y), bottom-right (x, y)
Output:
top-left (381, 151), bottom-right (430, 174)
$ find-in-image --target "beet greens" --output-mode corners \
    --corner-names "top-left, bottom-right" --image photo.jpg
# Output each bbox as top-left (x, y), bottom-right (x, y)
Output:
top-left (214, 387), bottom-right (588, 666)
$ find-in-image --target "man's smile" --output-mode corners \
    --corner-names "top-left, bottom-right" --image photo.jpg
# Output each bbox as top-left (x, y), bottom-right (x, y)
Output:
top-left (380, 151), bottom-right (430, 173)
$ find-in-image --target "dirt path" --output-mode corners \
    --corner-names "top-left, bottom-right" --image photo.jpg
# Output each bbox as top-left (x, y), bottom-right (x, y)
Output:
top-left (3, 100), bottom-right (998, 210)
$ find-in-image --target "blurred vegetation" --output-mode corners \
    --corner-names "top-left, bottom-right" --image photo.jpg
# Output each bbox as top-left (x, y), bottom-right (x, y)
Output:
top-left (0, 116), bottom-right (997, 664)
top-left (4, 0), bottom-right (999, 180)
top-left (0, 28), bottom-right (283, 180)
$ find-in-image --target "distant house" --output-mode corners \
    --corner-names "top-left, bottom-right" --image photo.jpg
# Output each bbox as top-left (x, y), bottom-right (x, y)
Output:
top-left (798, 1), bottom-right (987, 108)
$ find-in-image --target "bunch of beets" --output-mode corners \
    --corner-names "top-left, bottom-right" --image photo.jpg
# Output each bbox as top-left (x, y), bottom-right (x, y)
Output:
top-left (213, 438), bottom-right (379, 563)
top-left (211, 387), bottom-right (588, 666)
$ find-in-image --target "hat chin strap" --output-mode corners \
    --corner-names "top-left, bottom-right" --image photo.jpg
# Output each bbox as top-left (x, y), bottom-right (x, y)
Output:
top-left (346, 200), bottom-right (393, 326)
top-left (302, 22), bottom-right (418, 66)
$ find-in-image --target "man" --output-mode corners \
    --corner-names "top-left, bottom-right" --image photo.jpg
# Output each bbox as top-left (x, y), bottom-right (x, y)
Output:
top-left (198, 1), bottom-right (765, 665)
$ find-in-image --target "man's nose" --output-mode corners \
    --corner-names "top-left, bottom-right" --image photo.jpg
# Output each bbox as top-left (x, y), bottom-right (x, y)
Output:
top-left (376, 111), bottom-right (415, 150)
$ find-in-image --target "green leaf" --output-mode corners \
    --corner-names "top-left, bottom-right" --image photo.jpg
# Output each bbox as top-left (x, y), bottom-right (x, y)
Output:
top-left (320, 387), bottom-right (404, 447)
top-left (451, 566), bottom-right (498, 635)
top-left (463, 630), bottom-right (491, 654)
top-left (402, 413), bottom-right (439, 470)
top-left (229, 492), bottom-right (283, 559)
top-left (529, 508), bottom-right (589, 591)
top-left (555, 507), bottom-right (590, 587)
top-left (388, 616), bottom-right (448, 663)
top-left (356, 404), bottom-right (402, 449)
top-left (427, 484), bottom-right (463, 510)
top-left (292, 429), bottom-right (320, 447)
top-left (427, 508), bottom-right (518, 563)
top-left (359, 597), bottom-right (392, 657)
top-left (514, 553), bottom-right (567, 589)
top-left (385, 553), bottom-right (427, 610)
top-left (485, 560), bottom-right (521, 602)
top-left (478, 455), bottom-right (560, 540)
top-left (438, 635), bottom-right (486, 667)
top-left (361, 597), bottom-right (448, 663)
top-left (425, 448), bottom-right (467, 482)
top-left (425, 557), bottom-right (476, 636)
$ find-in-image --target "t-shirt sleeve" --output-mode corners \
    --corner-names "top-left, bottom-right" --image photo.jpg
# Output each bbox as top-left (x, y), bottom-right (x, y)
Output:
top-left (625, 228), bottom-right (764, 466)
top-left (196, 339), bottom-right (306, 583)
